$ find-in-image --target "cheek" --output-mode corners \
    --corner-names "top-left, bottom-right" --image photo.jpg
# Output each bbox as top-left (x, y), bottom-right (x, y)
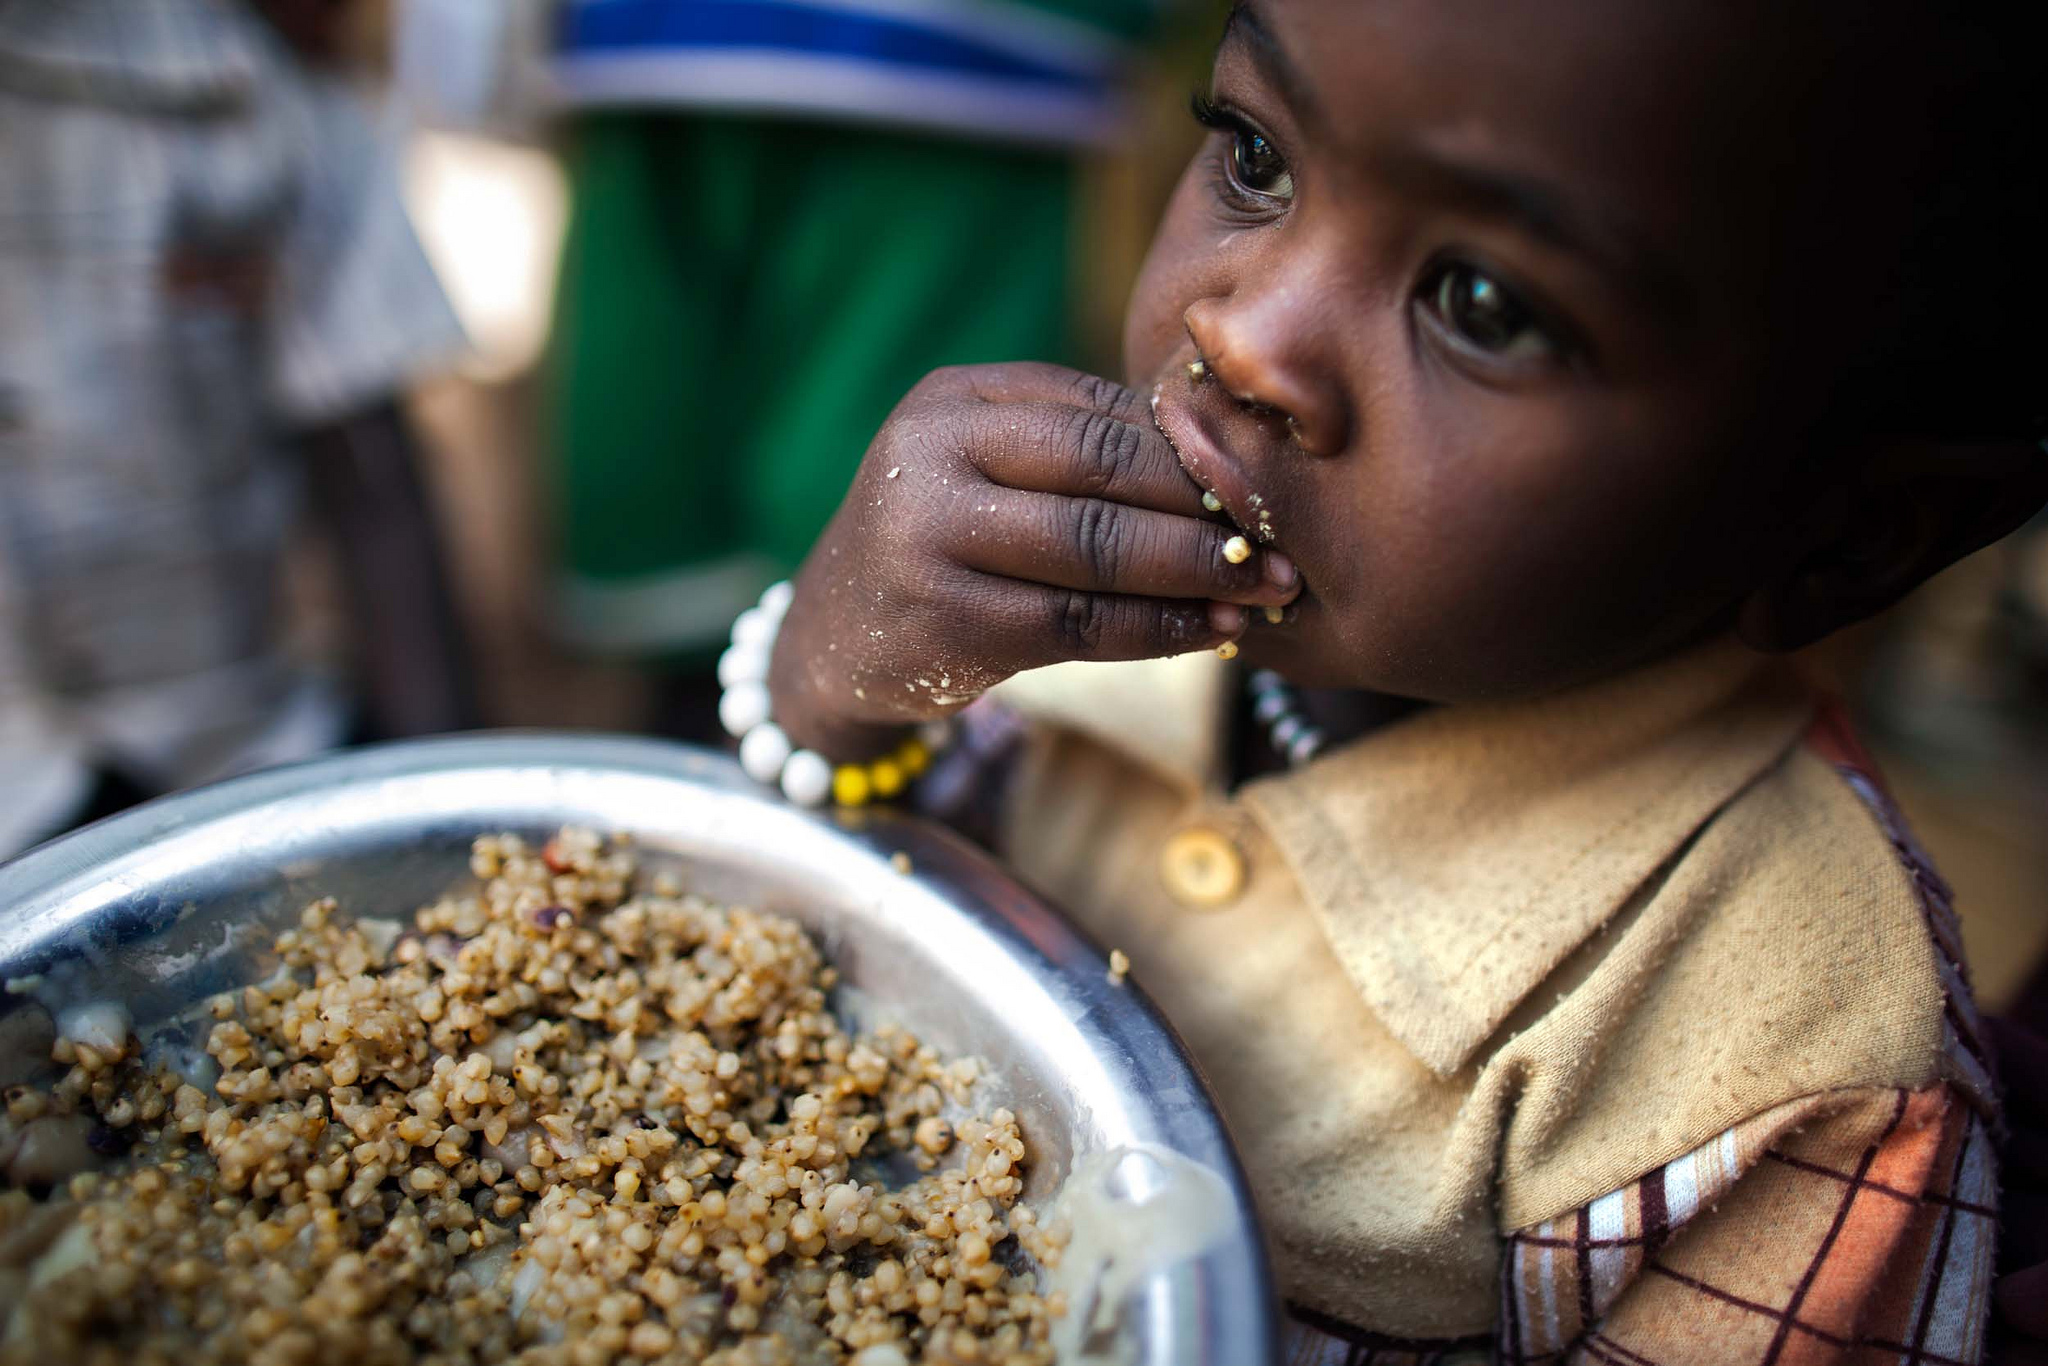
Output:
top-left (1324, 398), bottom-right (1768, 695)
top-left (1120, 166), bottom-right (1221, 386)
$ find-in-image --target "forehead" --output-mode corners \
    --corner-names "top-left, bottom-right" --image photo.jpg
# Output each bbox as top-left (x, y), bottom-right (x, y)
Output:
top-left (1255, 0), bottom-right (1795, 149)
top-left (1233, 0), bottom-right (1817, 263)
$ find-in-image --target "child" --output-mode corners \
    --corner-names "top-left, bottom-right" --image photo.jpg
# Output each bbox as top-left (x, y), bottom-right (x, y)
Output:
top-left (746, 1), bottom-right (2044, 1359)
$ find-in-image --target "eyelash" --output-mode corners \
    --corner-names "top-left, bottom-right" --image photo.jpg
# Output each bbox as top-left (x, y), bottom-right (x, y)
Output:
top-left (1190, 94), bottom-right (1291, 217)
top-left (1189, 92), bottom-right (1235, 135)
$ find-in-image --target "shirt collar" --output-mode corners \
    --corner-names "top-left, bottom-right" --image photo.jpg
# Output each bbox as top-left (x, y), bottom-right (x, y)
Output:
top-left (994, 652), bottom-right (1231, 792)
top-left (998, 638), bottom-right (1815, 1078)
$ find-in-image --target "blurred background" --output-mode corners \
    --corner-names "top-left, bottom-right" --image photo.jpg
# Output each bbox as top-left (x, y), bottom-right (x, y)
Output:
top-left (1, 0), bottom-right (2043, 1023)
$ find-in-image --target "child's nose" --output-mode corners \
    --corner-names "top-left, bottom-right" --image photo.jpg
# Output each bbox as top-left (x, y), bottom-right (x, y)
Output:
top-left (1183, 297), bottom-right (1350, 457)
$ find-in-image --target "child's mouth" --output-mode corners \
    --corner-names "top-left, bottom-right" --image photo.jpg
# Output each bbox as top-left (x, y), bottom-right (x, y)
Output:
top-left (1148, 380), bottom-right (1279, 548)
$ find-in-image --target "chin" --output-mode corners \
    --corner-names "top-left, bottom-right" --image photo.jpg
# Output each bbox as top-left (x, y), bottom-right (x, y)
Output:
top-left (1231, 627), bottom-right (1490, 702)
top-left (1229, 629), bottom-right (1362, 690)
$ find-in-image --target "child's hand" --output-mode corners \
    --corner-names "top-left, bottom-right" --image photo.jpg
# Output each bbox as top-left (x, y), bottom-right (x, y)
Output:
top-left (767, 363), bottom-right (1300, 756)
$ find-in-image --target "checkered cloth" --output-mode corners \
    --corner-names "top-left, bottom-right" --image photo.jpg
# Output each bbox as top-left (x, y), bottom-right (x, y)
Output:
top-left (1277, 717), bottom-right (1999, 1366)
top-left (1282, 1082), bottom-right (1992, 1366)
top-left (0, 0), bottom-right (463, 857)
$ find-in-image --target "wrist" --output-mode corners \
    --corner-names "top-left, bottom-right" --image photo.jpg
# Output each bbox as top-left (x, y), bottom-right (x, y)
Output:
top-left (721, 582), bottom-right (955, 807)
top-left (764, 631), bottom-right (908, 761)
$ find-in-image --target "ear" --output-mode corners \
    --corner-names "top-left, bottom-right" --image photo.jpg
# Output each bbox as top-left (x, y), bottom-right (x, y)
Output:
top-left (1737, 438), bottom-right (2048, 654)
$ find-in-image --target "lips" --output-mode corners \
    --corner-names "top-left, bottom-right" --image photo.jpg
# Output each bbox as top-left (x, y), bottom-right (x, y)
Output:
top-left (1149, 379), bottom-right (1278, 547)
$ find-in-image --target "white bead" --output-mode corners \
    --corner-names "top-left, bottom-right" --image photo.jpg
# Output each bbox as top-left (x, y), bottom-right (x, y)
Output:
top-left (719, 681), bottom-right (771, 738)
top-left (781, 749), bottom-right (833, 807)
top-left (717, 641), bottom-right (770, 689)
top-left (1271, 715), bottom-right (1305, 749)
top-left (731, 607), bottom-right (775, 650)
top-left (1287, 728), bottom-right (1325, 766)
top-left (759, 580), bottom-right (795, 620)
top-left (738, 723), bottom-right (792, 784)
top-left (918, 720), bottom-right (953, 753)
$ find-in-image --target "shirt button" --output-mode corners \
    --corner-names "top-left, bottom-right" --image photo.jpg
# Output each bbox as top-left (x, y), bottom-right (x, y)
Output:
top-left (1159, 826), bottom-right (1246, 909)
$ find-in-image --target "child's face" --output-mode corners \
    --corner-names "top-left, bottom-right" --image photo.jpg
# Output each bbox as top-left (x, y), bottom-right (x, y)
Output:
top-left (1133, 0), bottom-right (1887, 699)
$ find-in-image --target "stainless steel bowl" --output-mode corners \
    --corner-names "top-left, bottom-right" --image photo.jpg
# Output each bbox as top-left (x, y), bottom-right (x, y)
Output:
top-left (0, 733), bottom-right (1276, 1364)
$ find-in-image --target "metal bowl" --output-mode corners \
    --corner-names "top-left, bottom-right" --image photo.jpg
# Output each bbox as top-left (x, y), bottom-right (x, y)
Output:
top-left (0, 733), bottom-right (1276, 1364)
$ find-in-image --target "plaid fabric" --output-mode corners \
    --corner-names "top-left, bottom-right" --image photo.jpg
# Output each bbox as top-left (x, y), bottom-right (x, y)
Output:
top-left (1278, 1081), bottom-right (1995, 1366)
top-left (1278, 709), bottom-right (1999, 1366)
top-left (1506, 1084), bottom-right (1993, 1365)
top-left (0, 0), bottom-right (462, 856)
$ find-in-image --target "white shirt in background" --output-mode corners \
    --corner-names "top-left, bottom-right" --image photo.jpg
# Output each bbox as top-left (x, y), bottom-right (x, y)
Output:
top-left (0, 0), bottom-right (465, 858)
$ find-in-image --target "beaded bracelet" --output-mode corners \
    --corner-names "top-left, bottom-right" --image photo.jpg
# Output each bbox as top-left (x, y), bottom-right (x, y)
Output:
top-left (717, 582), bottom-right (952, 808)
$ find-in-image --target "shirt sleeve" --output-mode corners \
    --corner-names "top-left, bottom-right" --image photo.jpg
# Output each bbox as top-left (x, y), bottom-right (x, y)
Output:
top-left (1498, 1083), bottom-right (1998, 1366)
top-left (261, 58), bottom-right (467, 426)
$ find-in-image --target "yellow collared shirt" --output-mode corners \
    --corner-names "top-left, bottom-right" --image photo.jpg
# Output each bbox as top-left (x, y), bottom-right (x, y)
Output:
top-left (990, 638), bottom-right (1996, 1362)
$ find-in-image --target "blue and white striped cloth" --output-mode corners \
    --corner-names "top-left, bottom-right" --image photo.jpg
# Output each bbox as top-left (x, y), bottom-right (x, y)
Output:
top-left (553, 0), bottom-right (1138, 146)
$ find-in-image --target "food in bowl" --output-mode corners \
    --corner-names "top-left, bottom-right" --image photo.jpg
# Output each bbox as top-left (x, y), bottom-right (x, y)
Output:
top-left (0, 830), bottom-right (1064, 1365)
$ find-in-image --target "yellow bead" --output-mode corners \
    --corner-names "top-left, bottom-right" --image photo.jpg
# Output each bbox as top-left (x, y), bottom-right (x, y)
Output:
top-left (896, 738), bottom-right (931, 776)
top-left (870, 759), bottom-right (905, 799)
top-left (832, 765), bottom-right (873, 807)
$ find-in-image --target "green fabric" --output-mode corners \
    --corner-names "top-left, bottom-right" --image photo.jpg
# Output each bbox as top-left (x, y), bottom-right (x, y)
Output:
top-left (549, 114), bottom-right (1076, 656)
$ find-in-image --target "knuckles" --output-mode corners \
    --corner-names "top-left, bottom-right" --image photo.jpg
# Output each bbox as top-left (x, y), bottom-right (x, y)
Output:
top-left (1051, 589), bottom-right (1109, 655)
top-left (1058, 409), bottom-right (1145, 499)
top-left (1067, 499), bottom-right (1125, 586)
top-left (837, 360), bottom-right (1226, 674)
top-left (1041, 590), bottom-right (1202, 661)
top-left (1062, 370), bottom-right (1135, 418)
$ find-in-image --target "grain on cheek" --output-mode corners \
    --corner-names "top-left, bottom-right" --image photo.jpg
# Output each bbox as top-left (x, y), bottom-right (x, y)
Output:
top-left (0, 830), bottom-right (1062, 1364)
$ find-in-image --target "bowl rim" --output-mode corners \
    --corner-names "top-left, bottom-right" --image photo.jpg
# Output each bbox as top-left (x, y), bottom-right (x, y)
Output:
top-left (0, 731), bottom-right (1281, 1364)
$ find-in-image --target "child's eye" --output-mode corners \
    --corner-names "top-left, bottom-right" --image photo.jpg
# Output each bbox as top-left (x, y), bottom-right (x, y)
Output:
top-left (1192, 95), bottom-right (1294, 207)
top-left (1228, 128), bottom-right (1293, 201)
top-left (1419, 262), bottom-right (1564, 364)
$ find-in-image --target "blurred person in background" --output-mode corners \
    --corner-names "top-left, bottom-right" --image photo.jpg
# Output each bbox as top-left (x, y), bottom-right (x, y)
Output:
top-left (0, 0), bottom-right (476, 861)
top-left (544, 0), bottom-right (1160, 736)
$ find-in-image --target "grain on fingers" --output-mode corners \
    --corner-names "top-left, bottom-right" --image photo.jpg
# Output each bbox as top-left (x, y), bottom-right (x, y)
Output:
top-left (941, 490), bottom-right (1297, 607)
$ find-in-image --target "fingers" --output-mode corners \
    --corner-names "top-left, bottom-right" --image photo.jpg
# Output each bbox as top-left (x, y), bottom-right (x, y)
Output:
top-left (940, 361), bottom-right (1156, 428)
top-left (846, 361), bottom-right (1282, 680)
top-left (956, 401), bottom-right (1207, 517)
top-left (977, 583), bottom-right (1242, 669)
top-left (913, 362), bottom-right (1211, 517)
top-left (948, 490), bottom-right (1299, 606)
